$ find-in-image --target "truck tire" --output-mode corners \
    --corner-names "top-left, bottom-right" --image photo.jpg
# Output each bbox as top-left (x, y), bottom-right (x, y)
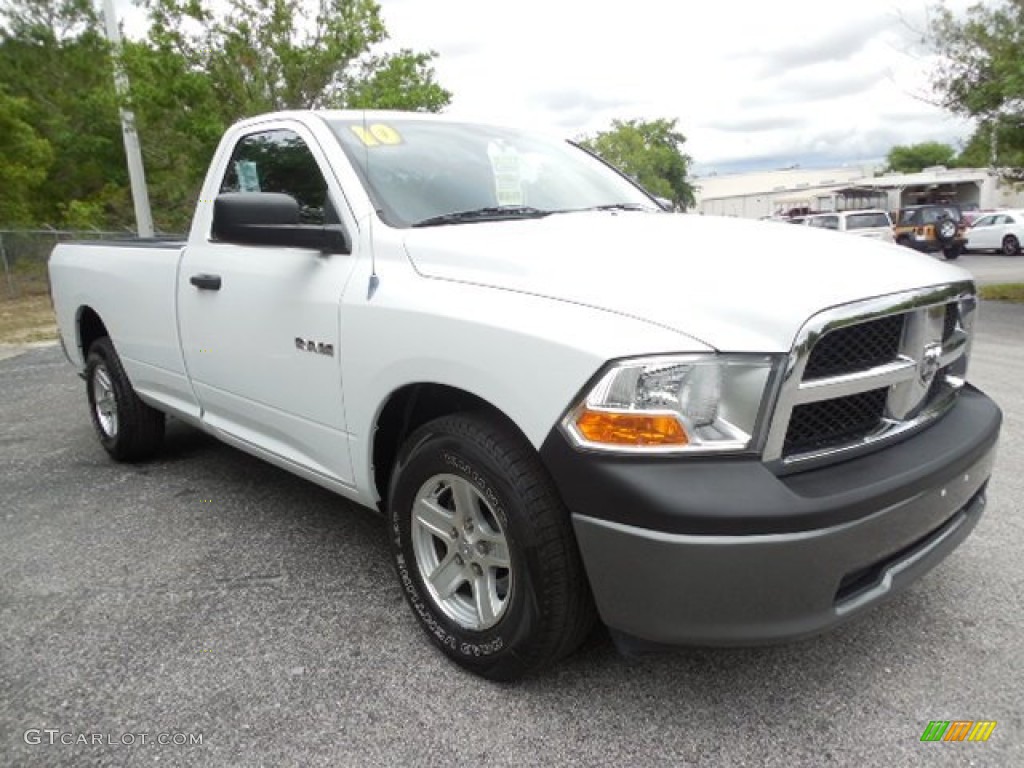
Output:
top-left (85, 337), bottom-right (165, 461)
top-left (387, 413), bottom-right (595, 680)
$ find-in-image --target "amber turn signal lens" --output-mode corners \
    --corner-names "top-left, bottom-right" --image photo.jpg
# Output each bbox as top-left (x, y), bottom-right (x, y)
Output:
top-left (575, 409), bottom-right (689, 446)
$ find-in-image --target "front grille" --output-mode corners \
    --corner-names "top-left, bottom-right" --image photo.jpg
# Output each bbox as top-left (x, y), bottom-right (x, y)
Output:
top-left (804, 313), bottom-right (904, 379)
top-left (926, 364), bottom-right (952, 404)
top-left (766, 284), bottom-right (974, 468)
top-left (942, 302), bottom-right (958, 340)
top-left (783, 388), bottom-right (888, 456)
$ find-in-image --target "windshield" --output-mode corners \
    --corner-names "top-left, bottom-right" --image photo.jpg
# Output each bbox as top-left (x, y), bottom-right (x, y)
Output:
top-left (925, 206), bottom-right (962, 224)
top-left (326, 118), bottom-right (658, 227)
top-left (846, 212), bottom-right (891, 229)
top-left (807, 216), bottom-right (839, 229)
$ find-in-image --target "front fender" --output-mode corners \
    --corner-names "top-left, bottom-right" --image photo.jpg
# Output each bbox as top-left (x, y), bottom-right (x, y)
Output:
top-left (340, 270), bottom-right (705, 500)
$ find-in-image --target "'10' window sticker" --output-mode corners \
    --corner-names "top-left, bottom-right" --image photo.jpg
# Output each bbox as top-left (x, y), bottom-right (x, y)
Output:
top-left (349, 123), bottom-right (404, 147)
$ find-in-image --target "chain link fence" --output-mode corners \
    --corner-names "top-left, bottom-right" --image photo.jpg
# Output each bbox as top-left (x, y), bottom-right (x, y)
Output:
top-left (0, 229), bottom-right (168, 300)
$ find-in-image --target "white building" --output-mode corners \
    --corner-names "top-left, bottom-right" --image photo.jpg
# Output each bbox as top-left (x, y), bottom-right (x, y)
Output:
top-left (694, 166), bottom-right (875, 219)
top-left (695, 165), bottom-right (1024, 219)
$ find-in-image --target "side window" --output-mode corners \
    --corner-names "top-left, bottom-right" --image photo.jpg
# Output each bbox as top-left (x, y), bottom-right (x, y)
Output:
top-left (1004, 215), bottom-right (1016, 225)
top-left (821, 215), bottom-right (839, 230)
top-left (973, 215), bottom-right (993, 228)
top-left (220, 129), bottom-right (331, 225)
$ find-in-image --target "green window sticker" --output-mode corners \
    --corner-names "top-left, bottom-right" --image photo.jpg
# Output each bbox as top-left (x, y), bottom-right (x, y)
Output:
top-left (487, 142), bottom-right (524, 207)
top-left (235, 160), bottom-right (261, 192)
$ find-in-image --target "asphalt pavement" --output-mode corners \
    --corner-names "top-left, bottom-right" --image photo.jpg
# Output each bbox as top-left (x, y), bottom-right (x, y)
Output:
top-left (1, 302), bottom-right (1022, 767)
top-left (955, 251), bottom-right (1024, 285)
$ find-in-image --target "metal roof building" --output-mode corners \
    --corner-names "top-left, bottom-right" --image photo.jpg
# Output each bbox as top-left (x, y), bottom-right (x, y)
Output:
top-left (695, 166), bottom-right (1024, 219)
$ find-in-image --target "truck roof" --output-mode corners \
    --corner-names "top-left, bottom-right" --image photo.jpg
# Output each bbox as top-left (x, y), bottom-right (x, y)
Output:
top-left (231, 109), bottom-right (540, 134)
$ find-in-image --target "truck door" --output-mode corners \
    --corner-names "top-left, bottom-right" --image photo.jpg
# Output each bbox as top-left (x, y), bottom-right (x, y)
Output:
top-left (178, 125), bottom-right (358, 485)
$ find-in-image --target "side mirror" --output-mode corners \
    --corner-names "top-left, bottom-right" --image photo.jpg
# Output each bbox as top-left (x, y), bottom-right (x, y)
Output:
top-left (653, 196), bottom-right (676, 212)
top-left (212, 192), bottom-right (351, 255)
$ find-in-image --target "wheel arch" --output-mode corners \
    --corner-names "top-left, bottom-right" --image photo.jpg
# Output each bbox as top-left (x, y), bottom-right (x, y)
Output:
top-left (371, 383), bottom-right (533, 510)
top-left (76, 305), bottom-right (109, 360)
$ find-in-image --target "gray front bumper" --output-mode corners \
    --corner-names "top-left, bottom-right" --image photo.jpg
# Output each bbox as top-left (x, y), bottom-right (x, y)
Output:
top-left (572, 443), bottom-right (994, 645)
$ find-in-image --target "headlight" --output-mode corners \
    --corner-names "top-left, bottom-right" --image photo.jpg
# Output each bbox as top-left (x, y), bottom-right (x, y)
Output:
top-left (563, 354), bottom-right (779, 453)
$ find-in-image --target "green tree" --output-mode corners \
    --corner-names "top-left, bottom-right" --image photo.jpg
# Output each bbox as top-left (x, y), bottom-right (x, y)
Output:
top-left (0, 0), bottom-right (452, 230)
top-left (119, 40), bottom-right (226, 232)
top-left (0, 0), bottom-right (131, 227)
top-left (142, 0), bottom-right (450, 117)
top-left (930, 0), bottom-right (1024, 176)
top-left (134, 0), bottom-right (452, 230)
top-left (0, 89), bottom-right (54, 225)
top-left (579, 118), bottom-right (696, 209)
top-left (885, 141), bottom-right (958, 172)
top-left (956, 122), bottom-right (1024, 170)
top-left (346, 49), bottom-right (451, 112)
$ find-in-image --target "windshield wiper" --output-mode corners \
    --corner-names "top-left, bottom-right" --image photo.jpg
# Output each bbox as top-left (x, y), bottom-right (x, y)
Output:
top-left (411, 206), bottom-right (552, 228)
top-left (585, 203), bottom-right (658, 212)
top-left (551, 202), bottom-right (660, 215)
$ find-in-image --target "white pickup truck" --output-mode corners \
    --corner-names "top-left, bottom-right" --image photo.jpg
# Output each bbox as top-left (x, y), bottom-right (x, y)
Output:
top-left (49, 111), bottom-right (1001, 680)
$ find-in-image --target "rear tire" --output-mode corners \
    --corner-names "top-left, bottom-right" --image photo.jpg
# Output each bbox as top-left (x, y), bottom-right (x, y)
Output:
top-left (1003, 235), bottom-right (1021, 256)
top-left (85, 337), bottom-right (165, 461)
top-left (943, 244), bottom-right (961, 260)
top-left (388, 413), bottom-right (595, 681)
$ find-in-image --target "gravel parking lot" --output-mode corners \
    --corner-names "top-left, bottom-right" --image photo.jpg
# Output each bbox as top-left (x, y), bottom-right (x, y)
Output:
top-left (1, 301), bottom-right (1021, 767)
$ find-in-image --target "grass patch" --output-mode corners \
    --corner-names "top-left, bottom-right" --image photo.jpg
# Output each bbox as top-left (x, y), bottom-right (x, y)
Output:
top-left (0, 277), bottom-right (57, 344)
top-left (979, 283), bottom-right (1024, 303)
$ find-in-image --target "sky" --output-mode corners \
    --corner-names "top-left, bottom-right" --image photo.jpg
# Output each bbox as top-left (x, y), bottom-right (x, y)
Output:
top-left (117, 0), bottom-right (979, 176)
top-left (373, 0), bottom-right (976, 175)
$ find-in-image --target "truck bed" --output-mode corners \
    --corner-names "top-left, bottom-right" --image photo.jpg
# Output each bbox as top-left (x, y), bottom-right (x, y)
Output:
top-left (49, 241), bottom-right (188, 380)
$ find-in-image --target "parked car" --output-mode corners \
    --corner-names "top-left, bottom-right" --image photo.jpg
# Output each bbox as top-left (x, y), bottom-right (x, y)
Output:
top-left (803, 210), bottom-right (894, 242)
top-left (894, 204), bottom-right (967, 260)
top-left (959, 203), bottom-right (985, 227)
top-left (965, 210), bottom-right (1023, 255)
top-left (48, 111), bottom-right (1001, 680)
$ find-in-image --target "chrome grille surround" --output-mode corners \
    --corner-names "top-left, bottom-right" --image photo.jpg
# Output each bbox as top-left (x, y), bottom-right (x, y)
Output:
top-left (763, 281), bottom-right (976, 472)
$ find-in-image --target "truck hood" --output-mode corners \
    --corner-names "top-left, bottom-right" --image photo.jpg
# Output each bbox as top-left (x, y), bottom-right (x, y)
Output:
top-left (402, 212), bottom-right (972, 352)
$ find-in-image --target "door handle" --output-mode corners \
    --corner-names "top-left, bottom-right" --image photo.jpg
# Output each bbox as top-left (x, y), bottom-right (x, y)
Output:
top-left (190, 273), bottom-right (222, 291)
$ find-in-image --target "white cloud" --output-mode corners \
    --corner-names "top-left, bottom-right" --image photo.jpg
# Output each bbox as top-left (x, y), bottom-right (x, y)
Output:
top-left (377, 0), bottom-right (978, 172)
top-left (108, 0), bottom-right (979, 173)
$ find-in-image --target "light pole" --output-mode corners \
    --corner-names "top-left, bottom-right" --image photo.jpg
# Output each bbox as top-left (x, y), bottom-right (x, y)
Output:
top-left (101, 0), bottom-right (154, 238)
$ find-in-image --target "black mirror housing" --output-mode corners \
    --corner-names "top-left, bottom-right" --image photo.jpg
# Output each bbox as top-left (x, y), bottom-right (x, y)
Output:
top-left (212, 192), bottom-right (351, 254)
